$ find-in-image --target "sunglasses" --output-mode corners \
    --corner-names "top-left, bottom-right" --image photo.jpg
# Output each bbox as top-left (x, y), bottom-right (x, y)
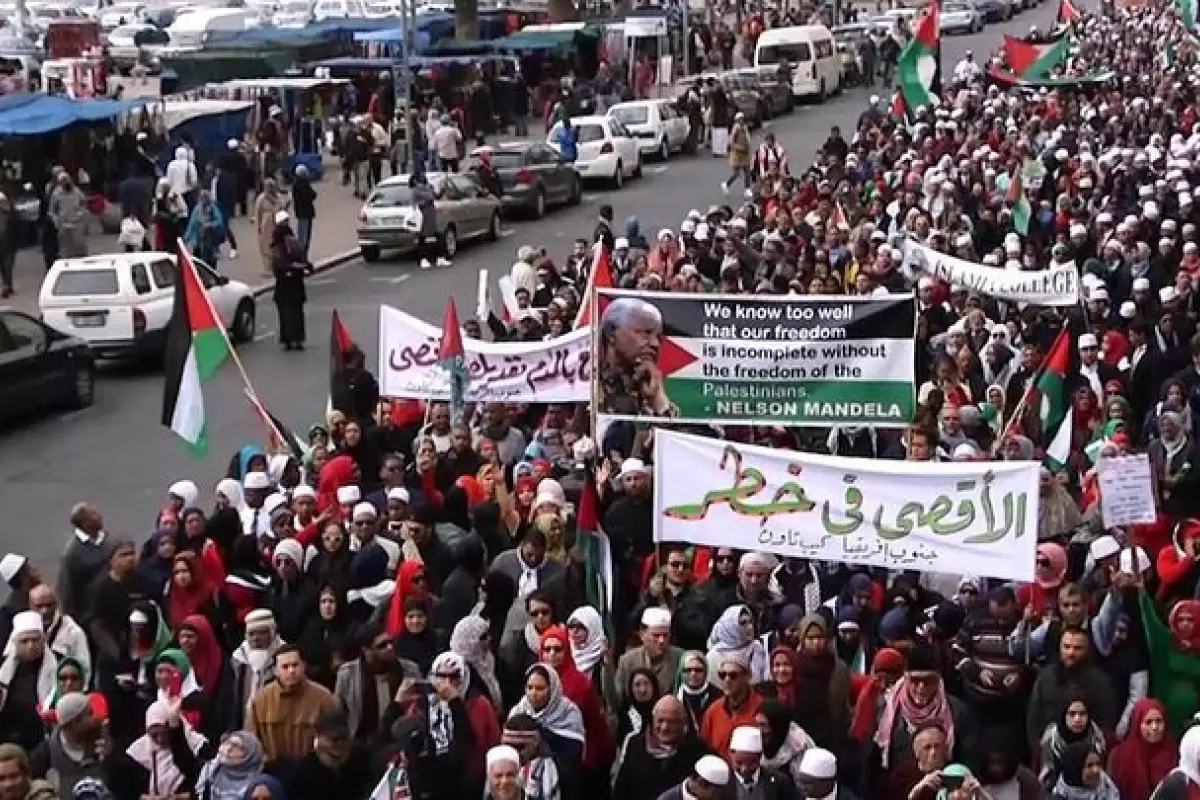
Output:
top-left (718, 670), bottom-right (745, 680)
top-left (683, 666), bottom-right (705, 673)
top-left (433, 672), bottom-right (460, 681)
top-left (667, 561), bottom-right (688, 569)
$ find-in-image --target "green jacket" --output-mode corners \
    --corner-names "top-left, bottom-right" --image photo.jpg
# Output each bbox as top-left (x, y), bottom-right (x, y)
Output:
top-left (1139, 590), bottom-right (1200, 735)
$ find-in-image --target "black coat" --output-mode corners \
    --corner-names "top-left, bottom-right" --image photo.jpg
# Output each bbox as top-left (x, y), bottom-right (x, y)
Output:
top-left (614, 733), bottom-right (710, 800)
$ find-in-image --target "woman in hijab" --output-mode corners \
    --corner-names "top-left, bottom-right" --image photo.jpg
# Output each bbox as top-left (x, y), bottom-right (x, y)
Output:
top-left (297, 585), bottom-right (354, 690)
top-left (165, 552), bottom-right (220, 632)
top-left (1150, 410), bottom-right (1200, 518)
top-left (137, 529), bottom-right (178, 593)
top-left (201, 507), bottom-right (240, 587)
top-left (119, 698), bottom-right (213, 799)
top-left (509, 664), bottom-right (586, 765)
top-left (315, 455), bottom-right (358, 517)
top-left (1039, 468), bottom-right (1085, 542)
top-left (976, 729), bottom-right (1042, 800)
top-left (345, 543), bottom-right (393, 624)
top-left (792, 614), bottom-right (850, 753)
top-left (565, 606), bottom-right (617, 711)
top-left (394, 596), bottom-right (438, 675)
top-left (705, 605), bottom-right (767, 685)
top-left (757, 646), bottom-right (799, 709)
top-left (1053, 742), bottom-right (1120, 800)
top-left (242, 773), bottom-right (287, 799)
top-left (616, 668), bottom-right (660, 748)
top-left (674, 650), bottom-right (722, 733)
top-left (195, 731), bottom-right (263, 800)
top-left (412, 651), bottom-right (481, 798)
top-left (849, 648), bottom-right (905, 745)
top-left (176, 615), bottom-right (230, 739)
top-left (755, 698), bottom-right (815, 787)
top-left (1019, 542), bottom-right (1069, 618)
top-left (1102, 612), bottom-right (1150, 740)
top-left (1152, 724), bottom-right (1200, 800)
top-left (1139, 593), bottom-right (1200, 735)
top-left (1108, 698), bottom-right (1176, 800)
top-left (304, 520), bottom-right (352, 591)
top-left (451, 614), bottom-right (505, 712)
top-left (1040, 694), bottom-right (1107, 790)
top-left (540, 625), bottom-right (611, 779)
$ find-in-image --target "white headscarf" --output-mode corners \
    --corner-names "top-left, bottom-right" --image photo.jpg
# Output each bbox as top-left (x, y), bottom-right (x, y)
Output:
top-left (428, 652), bottom-right (469, 755)
top-left (509, 664), bottom-right (585, 744)
top-left (566, 607), bottom-right (606, 675)
top-left (215, 478), bottom-right (243, 509)
top-left (0, 611), bottom-right (55, 710)
top-left (1179, 724), bottom-right (1200, 784)
top-left (450, 616), bottom-right (501, 710)
top-left (126, 701), bottom-right (207, 797)
top-left (168, 480), bottom-right (200, 509)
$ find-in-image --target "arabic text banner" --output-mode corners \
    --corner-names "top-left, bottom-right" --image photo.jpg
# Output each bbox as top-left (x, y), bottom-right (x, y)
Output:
top-left (652, 430), bottom-right (1040, 581)
top-left (594, 289), bottom-right (916, 427)
top-left (378, 306), bottom-right (591, 402)
top-left (905, 241), bottom-right (1080, 306)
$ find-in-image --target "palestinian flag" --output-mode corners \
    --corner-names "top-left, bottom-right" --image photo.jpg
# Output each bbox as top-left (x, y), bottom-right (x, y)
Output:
top-left (438, 297), bottom-right (469, 423)
top-left (161, 241), bottom-right (230, 457)
top-left (1058, 0), bottom-right (1082, 23)
top-left (1003, 34), bottom-right (1069, 78)
top-left (327, 309), bottom-right (353, 415)
top-left (573, 242), bottom-right (614, 329)
top-left (1181, 0), bottom-right (1198, 34)
top-left (1036, 328), bottom-right (1072, 467)
top-left (833, 201), bottom-right (850, 230)
top-left (986, 65), bottom-right (1116, 87)
top-left (896, 0), bottom-right (940, 112)
top-left (575, 464), bottom-right (614, 640)
top-left (244, 388), bottom-right (307, 463)
top-left (1007, 169), bottom-right (1031, 235)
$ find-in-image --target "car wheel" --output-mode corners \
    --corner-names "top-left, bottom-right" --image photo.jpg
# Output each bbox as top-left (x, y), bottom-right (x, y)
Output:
top-left (533, 187), bottom-right (546, 219)
top-left (487, 211), bottom-right (500, 242)
top-left (568, 175), bottom-right (583, 204)
top-left (659, 137), bottom-right (670, 162)
top-left (232, 300), bottom-right (256, 344)
top-left (442, 225), bottom-right (458, 257)
top-left (70, 363), bottom-right (94, 409)
top-left (612, 161), bottom-right (624, 189)
top-left (361, 244), bottom-right (381, 263)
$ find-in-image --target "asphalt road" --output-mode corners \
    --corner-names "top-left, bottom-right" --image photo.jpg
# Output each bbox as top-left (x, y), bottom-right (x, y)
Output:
top-left (0, 2), bottom-right (1059, 576)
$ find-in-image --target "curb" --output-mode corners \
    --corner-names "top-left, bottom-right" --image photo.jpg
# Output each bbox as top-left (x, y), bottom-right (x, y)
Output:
top-left (248, 248), bottom-right (361, 298)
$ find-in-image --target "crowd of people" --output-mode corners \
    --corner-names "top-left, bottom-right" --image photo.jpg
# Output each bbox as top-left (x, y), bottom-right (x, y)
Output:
top-left (11, 1), bottom-right (1200, 800)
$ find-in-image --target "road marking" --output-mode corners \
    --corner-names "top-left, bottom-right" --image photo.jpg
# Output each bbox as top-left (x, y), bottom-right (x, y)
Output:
top-left (499, 229), bottom-right (516, 238)
top-left (308, 277), bottom-right (337, 286)
top-left (390, 274), bottom-right (411, 285)
top-left (254, 330), bottom-right (275, 342)
top-left (650, 165), bottom-right (669, 174)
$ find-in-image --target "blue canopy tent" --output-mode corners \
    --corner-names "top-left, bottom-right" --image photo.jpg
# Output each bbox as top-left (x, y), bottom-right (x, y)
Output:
top-left (0, 93), bottom-right (145, 136)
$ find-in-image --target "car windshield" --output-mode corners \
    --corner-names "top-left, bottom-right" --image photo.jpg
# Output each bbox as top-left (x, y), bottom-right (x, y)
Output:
top-left (576, 124), bottom-right (606, 143)
top-left (51, 269), bottom-right (119, 296)
top-left (469, 150), bottom-right (525, 169)
top-left (610, 106), bottom-right (649, 126)
top-left (366, 184), bottom-right (415, 207)
top-left (757, 42), bottom-right (811, 64)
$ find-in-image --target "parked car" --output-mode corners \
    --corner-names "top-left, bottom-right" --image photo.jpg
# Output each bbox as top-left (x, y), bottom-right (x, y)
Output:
top-left (38, 252), bottom-right (256, 359)
top-left (679, 72), bottom-right (765, 127)
top-left (731, 66), bottom-right (794, 117)
top-left (357, 172), bottom-right (501, 263)
top-left (467, 142), bottom-right (581, 219)
top-left (974, 0), bottom-right (1010, 21)
top-left (607, 99), bottom-right (691, 160)
top-left (941, 0), bottom-right (983, 33)
top-left (546, 115), bottom-right (642, 188)
top-left (0, 308), bottom-right (94, 424)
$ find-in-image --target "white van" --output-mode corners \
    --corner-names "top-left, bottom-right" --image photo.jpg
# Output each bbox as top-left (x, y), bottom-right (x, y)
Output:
top-left (166, 8), bottom-right (253, 49)
top-left (39, 253), bottom-right (257, 359)
top-left (754, 25), bottom-right (842, 101)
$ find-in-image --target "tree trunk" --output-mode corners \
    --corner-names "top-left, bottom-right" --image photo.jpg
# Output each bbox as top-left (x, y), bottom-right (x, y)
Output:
top-left (455, 0), bottom-right (479, 40)
top-left (548, 0), bottom-right (579, 22)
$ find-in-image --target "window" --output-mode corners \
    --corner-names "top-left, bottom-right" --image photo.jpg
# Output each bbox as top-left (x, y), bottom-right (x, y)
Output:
top-left (194, 261), bottom-right (217, 288)
top-left (50, 269), bottom-right (119, 296)
top-left (367, 185), bottom-right (414, 207)
top-left (758, 42), bottom-right (812, 64)
top-left (610, 105), bottom-right (649, 126)
top-left (150, 258), bottom-right (175, 289)
top-left (814, 39), bottom-right (834, 58)
top-left (575, 124), bottom-right (606, 143)
top-left (131, 264), bottom-right (151, 295)
top-left (448, 175), bottom-right (479, 198)
top-left (0, 312), bottom-right (45, 353)
top-left (609, 119), bottom-right (631, 138)
top-left (528, 145), bottom-right (554, 163)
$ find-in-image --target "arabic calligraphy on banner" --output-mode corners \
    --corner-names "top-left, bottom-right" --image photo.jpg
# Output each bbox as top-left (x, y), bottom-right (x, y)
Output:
top-left (378, 306), bottom-right (591, 402)
top-left (652, 429), bottom-right (1040, 581)
top-left (905, 240), bottom-right (1080, 307)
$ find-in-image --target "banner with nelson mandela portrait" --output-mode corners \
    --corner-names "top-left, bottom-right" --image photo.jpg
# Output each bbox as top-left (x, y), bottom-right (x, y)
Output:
top-left (593, 288), bottom-right (918, 428)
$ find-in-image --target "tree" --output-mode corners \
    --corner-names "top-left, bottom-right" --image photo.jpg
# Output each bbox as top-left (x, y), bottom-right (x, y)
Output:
top-left (455, 0), bottom-right (478, 40)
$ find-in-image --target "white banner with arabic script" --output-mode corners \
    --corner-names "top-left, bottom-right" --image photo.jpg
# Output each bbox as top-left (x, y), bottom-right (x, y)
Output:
top-left (378, 306), bottom-right (591, 402)
top-left (652, 429), bottom-right (1039, 581)
top-left (905, 240), bottom-right (1080, 307)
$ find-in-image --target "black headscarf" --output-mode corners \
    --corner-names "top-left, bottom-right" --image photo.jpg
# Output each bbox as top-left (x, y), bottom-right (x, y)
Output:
top-left (480, 571), bottom-right (517, 657)
top-left (617, 667), bottom-right (661, 743)
top-left (759, 699), bottom-right (793, 759)
top-left (393, 596), bottom-right (438, 674)
top-left (204, 507), bottom-right (242, 569)
top-left (298, 584), bottom-right (354, 690)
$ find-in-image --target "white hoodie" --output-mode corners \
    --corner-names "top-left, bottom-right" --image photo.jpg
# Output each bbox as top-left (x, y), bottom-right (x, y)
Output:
top-left (165, 147), bottom-right (198, 198)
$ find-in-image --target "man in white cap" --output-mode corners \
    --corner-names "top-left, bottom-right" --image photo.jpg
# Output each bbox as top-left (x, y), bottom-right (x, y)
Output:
top-left (240, 471), bottom-right (274, 538)
top-left (728, 725), bottom-right (793, 800)
top-left (27, 583), bottom-right (90, 685)
top-left (658, 754), bottom-right (730, 800)
top-left (232, 608), bottom-right (284, 722)
top-left (0, 553), bottom-right (40, 646)
top-left (1073, 332), bottom-right (1119, 401)
top-left (40, 691), bottom-right (112, 792)
top-left (616, 607), bottom-right (683, 704)
top-left (728, 552), bottom-right (784, 635)
top-left (797, 748), bottom-right (857, 800)
top-left (484, 745), bottom-right (523, 800)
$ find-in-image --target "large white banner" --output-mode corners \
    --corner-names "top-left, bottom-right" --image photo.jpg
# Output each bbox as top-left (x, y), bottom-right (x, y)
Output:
top-left (653, 429), bottom-right (1040, 581)
top-left (905, 240), bottom-right (1080, 306)
top-left (378, 306), bottom-right (591, 402)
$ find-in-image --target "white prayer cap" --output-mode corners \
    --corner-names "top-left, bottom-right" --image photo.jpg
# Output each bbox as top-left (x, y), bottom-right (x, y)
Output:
top-left (799, 748), bottom-right (839, 780)
top-left (730, 726), bottom-right (763, 754)
top-left (641, 607), bottom-right (672, 629)
top-left (274, 538), bottom-right (304, 566)
top-left (657, 228), bottom-right (675, 241)
top-left (695, 223), bottom-right (710, 242)
top-left (1077, 333), bottom-right (1099, 349)
top-left (952, 442), bottom-right (980, 461)
top-left (273, 209), bottom-right (290, 224)
top-left (695, 755), bottom-right (730, 786)
top-left (1120, 545), bottom-right (1152, 575)
top-left (352, 502), bottom-right (377, 521)
top-left (1133, 277), bottom-right (1151, 291)
top-left (129, 610), bottom-right (149, 625)
top-left (227, 138), bottom-right (240, 149)
top-left (11, 610), bottom-right (41, 636)
top-left (245, 608), bottom-right (275, 629)
top-left (486, 745), bottom-right (521, 771)
top-left (292, 485), bottom-right (316, 500)
top-left (263, 493), bottom-right (288, 515)
top-left (1070, 223), bottom-right (1087, 238)
top-left (614, 237), bottom-right (629, 250)
top-left (336, 485), bottom-right (361, 505)
top-left (534, 492), bottom-right (564, 511)
top-left (1120, 301), bottom-right (1137, 319)
top-left (1161, 286), bottom-right (1179, 304)
top-left (687, 209), bottom-right (702, 221)
top-left (618, 458), bottom-right (650, 480)
top-left (0, 553), bottom-right (26, 584)
top-left (1090, 534), bottom-right (1121, 562)
top-left (681, 219), bottom-right (697, 234)
top-left (243, 471), bottom-right (271, 490)
top-left (1089, 287), bottom-right (1109, 302)
top-left (739, 552), bottom-right (778, 572)
top-left (387, 487), bottom-right (411, 504)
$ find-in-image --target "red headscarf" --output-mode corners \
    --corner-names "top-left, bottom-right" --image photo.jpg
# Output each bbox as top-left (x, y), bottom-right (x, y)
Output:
top-left (316, 455), bottom-right (357, 514)
top-left (179, 615), bottom-right (223, 698)
top-left (1108, 698), bottom-right (1177, 800)
top-left (1170, 600), bottom-right (1200, 651)
top-left (514, 475), bottom-right (538, 519)
top-left (385, 560), bottom-right (428, 636)
top-left (166, 553), bottom-right (213, 630)
top-left (850, 647), bottom-right (906, 743)
top-left (540, 625), bottom-right (592, 703)
top-left (768, 645), bottom-right (797, 706)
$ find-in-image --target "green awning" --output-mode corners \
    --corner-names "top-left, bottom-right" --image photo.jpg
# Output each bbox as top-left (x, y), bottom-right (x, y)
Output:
top-left (495, 24), bottom-right (601, 52)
